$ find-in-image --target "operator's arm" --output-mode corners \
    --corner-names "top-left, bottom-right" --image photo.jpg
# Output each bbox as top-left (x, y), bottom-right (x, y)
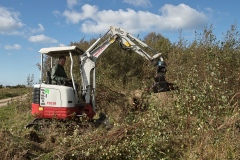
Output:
top-left (51, 64), bottom-right (68, 84)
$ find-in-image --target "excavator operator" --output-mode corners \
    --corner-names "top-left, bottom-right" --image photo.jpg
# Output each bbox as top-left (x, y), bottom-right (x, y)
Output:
top-left (51, 56), bottom-right (70, 85)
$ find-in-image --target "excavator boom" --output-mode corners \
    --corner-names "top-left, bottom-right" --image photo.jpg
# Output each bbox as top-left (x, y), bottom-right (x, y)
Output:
top-left (80, 26), bottom-right (176, 112)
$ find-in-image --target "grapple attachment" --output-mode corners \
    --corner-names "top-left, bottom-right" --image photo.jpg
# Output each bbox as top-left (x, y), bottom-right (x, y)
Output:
top-left (150, 59), bottom-right (179, 93)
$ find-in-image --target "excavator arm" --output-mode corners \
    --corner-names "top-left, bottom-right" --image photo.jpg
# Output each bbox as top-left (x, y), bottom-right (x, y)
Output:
top-left (80, 26), bottom-right (176, 113)
top-left (109, 26), bottom-right (162, 61)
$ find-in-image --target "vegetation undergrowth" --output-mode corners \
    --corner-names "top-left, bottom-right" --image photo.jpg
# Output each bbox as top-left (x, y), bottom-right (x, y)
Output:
top-left (0, 24), bottom-right (240, 159)
top-left (0, 87), bottom-right (29, 100)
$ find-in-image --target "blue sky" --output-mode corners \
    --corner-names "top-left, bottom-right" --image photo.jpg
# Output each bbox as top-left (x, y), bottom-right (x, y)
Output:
top-left (0, 0), bottom-right (239, 86)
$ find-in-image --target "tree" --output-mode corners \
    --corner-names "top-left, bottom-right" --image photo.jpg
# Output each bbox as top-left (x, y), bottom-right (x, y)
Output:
top-left (27, 74), bottom-right (34, 87)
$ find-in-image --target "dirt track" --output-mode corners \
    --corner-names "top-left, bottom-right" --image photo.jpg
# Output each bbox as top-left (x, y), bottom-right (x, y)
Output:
top-left (0, 94), bottom-right (28, 108)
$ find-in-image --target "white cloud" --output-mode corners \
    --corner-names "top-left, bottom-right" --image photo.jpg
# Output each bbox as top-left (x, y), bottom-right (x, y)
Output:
top-left (159, 4), bottom-right (208, 30)
top-left (205, 7), bottom-right (214, 13)
top-left (62, 3), bottom-right (208, 35)
top-left (37, 24), bottom-right (44, 31)
top-left (0, 6), bottom-right (24, 34)
top-left (4, 44), bottom-right (21, 50)
top-left (59, 43), bottom-right (66, 47)
top-left (63, 4), bottom-right (98, 24)
top-left (28, 34), bottom-right (58, 43)
top-left (29, 23), bottom-right (45, 34)
top-left (123, 0), bottom-right (151, 7)
top-left (0, 7), bottom-right (44, 36)
top-left (53, 10), bottom-right (61, 17)
top-left (67, 0), bottom-right (79, 9)
top-left (63, 10), bottom-right (84, 24)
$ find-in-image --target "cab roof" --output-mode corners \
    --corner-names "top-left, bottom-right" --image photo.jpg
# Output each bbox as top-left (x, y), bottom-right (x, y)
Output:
top-left (39, 46), bottom-right (85, 58)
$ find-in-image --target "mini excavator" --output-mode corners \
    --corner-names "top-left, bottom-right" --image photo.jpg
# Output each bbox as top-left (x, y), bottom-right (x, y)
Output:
top-left (26, 26), bottom-right (177, 128)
